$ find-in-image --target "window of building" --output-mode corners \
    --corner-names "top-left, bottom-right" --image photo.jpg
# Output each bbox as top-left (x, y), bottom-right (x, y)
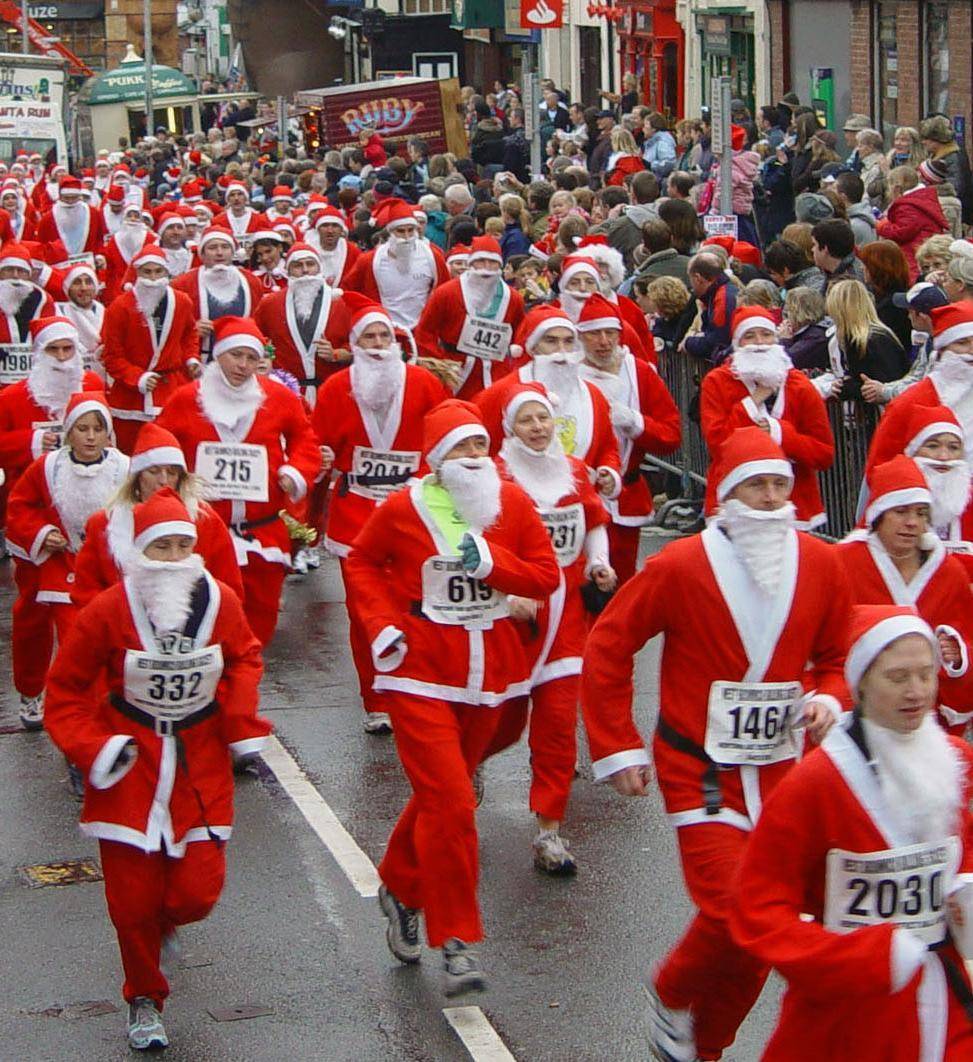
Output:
top-left (874, 5), bottom-right (898, 141)
top-left (923, 1), bottom-right (950, 117)
top-left (401, 0), bottom-right (452, 14)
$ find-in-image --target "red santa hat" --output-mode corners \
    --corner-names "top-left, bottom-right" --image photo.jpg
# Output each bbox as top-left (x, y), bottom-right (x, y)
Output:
top-left (844, 604), bottom-right (936, 694)
top-left (132, 486), bottom-right (197, 552)
top-left (344, 291), bottom-right (394, 345)
top-left (271, 219), bottom-right (296, 241)
top-left (514, 305), bottom-right (576, 356)
top-left (198, 227), bottom-right (236, 252)
top-left (180, 179), bottom-right (203, 202)
top-left (63, 261), bottom-right (99, 295)
top-left (502, 382), bottom-right (555, 434)
top-left (133, 244), bottom-right (171, 274)
top-left (305, 195), bottom-right (329, 218)
top-left (105, 184), bottom-right (125, 204)
top-left (446, 243), bottom-right (470, 264)
top-left (904, 405), bottom-right (964, 456)
top-left (188, 150), bottom-right (203, 167)
top-left (130, 423), bottom-right (187, 476)
top-left (372, 199), bottom-right (417, 232)
top-left (703, 234), bottom-right (735, 254)
top-left (468, 236), bottom-right (503, 266)
top-left (730, 124), bottom-right (747, 151)
top-left (156, 212), bottom-right (185, 238)
top-left (64, 390), bottom-right (112, 436)
top-left (730, 306), bottom-right (779, 348)
top-left (164, 166), bottom-right (181, 184)
top-left (212, 316), bottom-right (267, 360)
top-left (30, 315), bottom-right (78, 352)
top-left (576, 293), bottom-right (623, 333)
top-left (931, 302), bottom-right (973, 350)
top-left (559, 255), bottom-right (600, 288)
top-left (285, 241), bottom-right (320, 268)
top-left (0, 241), bottom-right (32, 271)
top-left (250, 227), bottom-right (284, 244)
top-left (423, 399), bottom-right (489, 470)
top-left (864, 455), bottom-right (932, 526)
top-left (574, 239), bottom-right (625, 288)
top-left (714, 426), bottom-right (793, 503)
top-left (732, 241), bottom-right (761, 268)
top-left (224, 179), bottom-right (248, 197)
top-left (314, 207), bottom-right (348, 232)
top-left (271, 185), bottom-right (294, 203)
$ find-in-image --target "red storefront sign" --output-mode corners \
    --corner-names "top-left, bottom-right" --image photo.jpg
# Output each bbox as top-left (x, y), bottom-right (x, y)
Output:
top-left (520, 0), bottom-right (563, 29)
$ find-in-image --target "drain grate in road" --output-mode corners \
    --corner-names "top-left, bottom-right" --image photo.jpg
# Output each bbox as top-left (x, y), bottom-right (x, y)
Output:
top-left (17, 858), bottom-right (102, 888)
top-left (207, 1005), bottom-right (274, 1023)
top-left (27, 1000), bottom-right (118, 1020)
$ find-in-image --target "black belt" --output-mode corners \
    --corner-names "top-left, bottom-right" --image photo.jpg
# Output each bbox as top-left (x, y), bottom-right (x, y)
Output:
top-left (230, 512), bottom-right (281, 540)
top-left (110, 692), bottom-right (218, 736)
top-left (299, 376), bottom-right (321, 388)
top-left (337, 469), bottom-right (414, 497)
top-left (656, 716), bottom-right (724, 816)
top-left (623, 467), bottom-right (642, 486)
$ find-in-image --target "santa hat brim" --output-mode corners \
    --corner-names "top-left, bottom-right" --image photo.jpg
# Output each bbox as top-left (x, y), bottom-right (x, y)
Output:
top-left (905, 422), bottom-right (964, 456)
top-left (213, 334), bottom-right (264, 360)
top-left (865, 487), bottom-right (931, 527)
top-left (130, 446), bottom-right (187, 476)
top-left (64, 398), bottom-right (112, 436)
top-left (845, 613), bottom-right (936, 693)
top-left (427, 424), bottom-right (488, 469)
top-left (134, 520), bottom-right (197, 552)
top-left (503, 390), bottom-right (555, 433)
top-left (717, 458), bottom-right (793, 502)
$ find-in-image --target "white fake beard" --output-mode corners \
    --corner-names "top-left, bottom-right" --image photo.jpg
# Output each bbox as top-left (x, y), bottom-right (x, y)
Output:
top-left (914, 457), bottom-right (972, 531)
top-left (930, 353), bottom-right (973, 408)
top-left (27, 352), bottom-right (82, 413)
top-left (53, 449), bottom-right (126, 549)
top-left (731, 344), bottom-right (792, 393)
top-left (579, 360), bottom-right (623, 402)
top-left (289, 274), bottom-right (325, 320)
top-left (390, 235), bottom-right (417, 273)
top-left (133, 276), bottom-right (169, 317)
top-left (350, 345), bottom-right (404, 411)
top-left (116, 222), bottom-right (146, 260)
top-left (163, 246), bottom-right (191, 275)
top-left (462, 269), bottom-right (501, 314)
top-left (532, 350), bottom-right (583, 404)
top-left (720, 498), bottom-right (796, 596)
top-left (129, 552), bottom-right (205, 634)
top-left (862, 713), bottom-right (964, 845)
top-left (499, 433), bottom-right (575, 508)
top-left (437, 456), bottom-right (502, 532)
top-left (197, 360), bottom-right (264, 431)
top-left (202, 264), bottom-right (244, 307)
top-left (54, 202), bottom-right (86, 251)
top-left (0, 278), bottom-right (32, 316)
top-left (559, 289), bottom-right (592, 323)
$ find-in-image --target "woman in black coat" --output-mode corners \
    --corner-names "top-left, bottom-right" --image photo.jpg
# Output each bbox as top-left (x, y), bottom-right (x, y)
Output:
top-left (825, 279), bottom-right (907, 400)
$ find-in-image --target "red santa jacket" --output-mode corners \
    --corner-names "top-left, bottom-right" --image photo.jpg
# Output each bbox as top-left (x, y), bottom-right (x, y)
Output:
top-left (44, 571), bottom-right (270, 855)
top-left (37, 204), bottom-right (106, 255)
top-left (836, 535), bottom-right (973, 730)
top-left (474, 363), bottom-right (624, 497)
top-left (498, 452), bottom-right (609, 686)
top-left (156, 374), bottom-right (322, 566)
top-left (613, 293), bottom-right (653, 362)
top-left (700, 365), bottom-right (834, 529)
top-left (345, 477), bottom-right (560, 706)
top-left (867, 377), bottom-right (952, 474)
top-left (581, 524), bottom-right (851, 824)
top-left (344, 242), bottom-right (449, 327)
top-left (0, 285), bottom-right (56, 346)
top-left (731, 718), bottom-right (973, 1061)
top-left (6, 447), bottom-right (129, 601)
top-left (312, 362), bottom-right (449, 555)
top-left (253, 286), bottom-right (353, 407)
top-left (101, 230), bottom-right (158, 304)
top-left (102, 287), bottom-right (200, 426)
top-left (0, 371), bottom-right (106, 490)
top-left (582, 353), bottom-right (681, 524)
top-left (413, 275), bottom-right (525, 399)
top-left (211, 208), bottom-right (267, 237)
top-left (171, 266), bottom-right (264, 323)
top-left (876, 185), bottom-right (949, 282)
top-left (72, 500), bottom-right (244, 610)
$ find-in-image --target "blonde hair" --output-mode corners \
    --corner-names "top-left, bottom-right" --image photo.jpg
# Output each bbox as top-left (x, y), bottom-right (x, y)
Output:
top-left (781, 222), bottom-right (813, 260)
top-left (483, 216), bottom-right (504, 237)
top-left (644, 275), bottom-right (690, 317)
top-left (550, 190), bottom-right (577, 213)
top-left (110, 468), bottom-right (203, 517)
top-left (783, 286), bottom-right (825, 331)
top-left (738, 279), bottom-right (782, 311)
top-left (826, 279), bottom-right (899, 351)
top-left (610, 127), bottom-right (639, 155)
top-left (498, 192), bottom-right (530, 231)
top-left (916, 233), bottom-right (954, 273)
top-left (887, 127), bottom-right (925, 169)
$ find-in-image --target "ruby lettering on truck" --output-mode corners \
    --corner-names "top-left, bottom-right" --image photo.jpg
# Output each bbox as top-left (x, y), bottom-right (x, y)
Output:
top-left (341, 97), bottom-right (426, 137)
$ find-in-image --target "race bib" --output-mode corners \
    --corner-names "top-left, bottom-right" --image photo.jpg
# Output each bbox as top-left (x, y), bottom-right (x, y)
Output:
top-left (0, 342), bottom-right (32, 385)
top-left (32, 419), bottom-right (63, 445)
top-left (539, 503), bottom-right (584, 567)
top-left (824, 838), bottom-right (960, 946)
top-left (65, 252), bottom-right (96, 268)
top-left (420, 554), bottom-right (508, 627)
top-left (350, 446), bottom-right (420, 502)
top-left (704, 681), bottom-right (803, 766)
top-left (456, 315), bottom-right (512, 362)
top-left (196, 442), bottom-right (269, 502)
top-left (122, 644), bottom-right (224, 722)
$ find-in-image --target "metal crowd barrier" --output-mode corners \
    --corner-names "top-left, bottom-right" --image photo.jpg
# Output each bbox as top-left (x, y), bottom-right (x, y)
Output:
top-left (646, 348), bottom-right (881, 542)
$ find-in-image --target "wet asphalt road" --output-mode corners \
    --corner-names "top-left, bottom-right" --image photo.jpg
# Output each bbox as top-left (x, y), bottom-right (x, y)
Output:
top-left (0, 533), bottom-right (781, 1061)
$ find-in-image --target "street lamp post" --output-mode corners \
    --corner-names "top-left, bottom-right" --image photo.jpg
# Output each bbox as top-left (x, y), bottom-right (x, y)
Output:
top-left (144, 0), bottom-right (154, 136)
top-left (20, 0), bottom-right (28, 53)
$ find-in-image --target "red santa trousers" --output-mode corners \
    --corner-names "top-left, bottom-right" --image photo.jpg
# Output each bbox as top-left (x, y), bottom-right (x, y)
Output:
top-left (99, 839), bottom-right (226, 1007)
top-left (240, 554), bottom-right (287, 647)
top-left (113, 419), bottom-right (145, 457)
top-left (338, 557), bottom-right (379, 713)
top-left (480, 676), bottom-right (578, 821)
top-left (12, 561), bottom-right (74, 697)
top-left (379, 693), bottom-right (501, 948)
top-left (654, 822), bottom-right (769, 1060)
top-left (608, 523), bottom-right (641, 586)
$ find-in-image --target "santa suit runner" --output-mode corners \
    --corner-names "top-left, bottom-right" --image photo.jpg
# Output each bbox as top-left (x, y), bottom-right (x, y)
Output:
top-left (196, 269), bottom-right (253, 359)
top-left (372, 240), bottom-right (437, 328)
top-left (452, 273), bottom-right (512, 394)
top-left (284, 285), bottom-right (334, 407)
top-left (0, 287), bottom-right (49, 385)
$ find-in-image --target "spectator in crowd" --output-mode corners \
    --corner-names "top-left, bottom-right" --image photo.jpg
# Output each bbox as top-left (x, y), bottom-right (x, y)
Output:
top-left (605, 129), bottom-right (646, 187)
top-left (641, 114), bottom-right (676, 180)
top-left (875, 165), bottom-right (949, 282)
top-left (823, 279), bottom-right (907, 400)
top-left (634, 274), bottom-right (693, 353)
top-left (810, 219), bottom-right (865, 290)
top-left (833, 172), bottom-right (877, 247)
top-left (887, 126), bottom-right (924, 169)
top-left (841, 113), bottom-right (871, 171)
top-left (632, 219), bottom-right (691, 286)
top-left (764, 238), bottom-right (824, 293)
top-left (943, 255), bottom-right (973, 304)
top-left (498, 193), bottom-right (532, 262)
top-left (780, 285), bottom-right (829, 372)
top-left (855, 129), bottom-right (887, 202)
top-left (919, 114), bottom-right (973, 225)
top-left (858, 239), bottom-right (913, 350)
top-left (680, 251), bottom-right (736, 362)
top-left (918, 158), bottom-right (964, 237)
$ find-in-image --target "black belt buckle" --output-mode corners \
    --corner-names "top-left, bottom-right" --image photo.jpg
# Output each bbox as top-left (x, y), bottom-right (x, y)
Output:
top-left (155, 716), bottom-right (176, 737)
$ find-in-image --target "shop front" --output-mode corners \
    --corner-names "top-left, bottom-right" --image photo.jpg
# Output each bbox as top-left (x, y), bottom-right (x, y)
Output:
top-left (616, 0), bottom-right (684, 118)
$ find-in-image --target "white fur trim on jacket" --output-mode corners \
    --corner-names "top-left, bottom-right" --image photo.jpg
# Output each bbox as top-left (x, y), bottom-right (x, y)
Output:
top-left (89, 734), bottom-right (137, 790)
top-left (372, 625), bottom-right (407, 672)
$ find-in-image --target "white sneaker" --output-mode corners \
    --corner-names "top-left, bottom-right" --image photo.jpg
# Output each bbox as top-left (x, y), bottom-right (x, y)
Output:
top-left (363, 711), bottom-right (393, 735)
top-left (127, 996), bottom-right (168, 1051)
top-left (291, 550), bottom-right (309, 576)
top-left (646, 985), bottom-right (697, 1062)
top-left (305, 546), bottom-right (321, 569)
top-left (532, 829), bottom-right (577, 875)
top-left (18, 694), bottom-right (43, 731)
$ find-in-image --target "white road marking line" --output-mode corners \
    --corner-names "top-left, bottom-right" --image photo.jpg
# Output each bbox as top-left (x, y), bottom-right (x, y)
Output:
top-left (260, 735), bottom-right (380, 898)
top-left (443, 1007), bottom-right (517, 1061)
